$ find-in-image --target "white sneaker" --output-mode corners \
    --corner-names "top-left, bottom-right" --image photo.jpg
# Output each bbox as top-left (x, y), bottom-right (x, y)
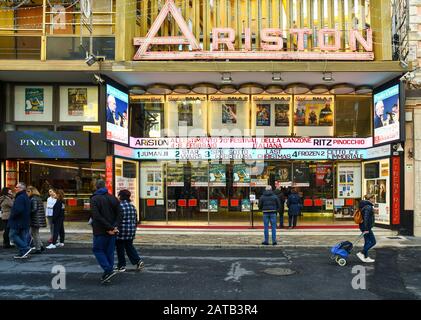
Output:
top-left (365, 257), bottom-right (375, 263)
top-left (46, 244), bottom-right (56, 249)
top-left (56, 243), bottom-right (64, 248)
top-left (356, 252), bottom-right (368, 263)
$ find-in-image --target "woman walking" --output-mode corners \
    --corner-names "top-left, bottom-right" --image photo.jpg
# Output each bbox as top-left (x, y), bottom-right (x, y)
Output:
top-left (0, 187), bottom-right (14, 248)
top-left (286, 188), bottom-right (302, 229)
top-left (47, 189), bottom-right (65, 249)
top-left (27, 186), bottom-right (47, 253)
top-left (356, 194), bottom-right (376, 263)
top-left (115, 189), bottom-right (144, 272)
top-left (46, 189), bottom-right (57, 244)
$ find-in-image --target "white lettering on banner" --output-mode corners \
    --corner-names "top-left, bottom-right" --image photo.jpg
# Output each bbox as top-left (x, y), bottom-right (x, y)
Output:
top-left (20, 139), bottom-right (76, 147)
top-left (115, 145), bottom-right (369, 161)
top-left (130, 137), bottom-right (372, 149)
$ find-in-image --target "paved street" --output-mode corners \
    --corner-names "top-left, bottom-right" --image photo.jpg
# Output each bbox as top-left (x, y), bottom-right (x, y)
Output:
top-left (0, 246), bottom-right (420, 300)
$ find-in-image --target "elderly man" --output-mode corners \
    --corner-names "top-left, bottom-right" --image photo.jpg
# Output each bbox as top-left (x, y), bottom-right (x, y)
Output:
top-left (106, 94), bottom-right (118, 125)
top-left (8, 182), bottom-right (33, 259)
top-left (258, 185), bottom-right (281, 246)
top-left (374, 101), bottom-right (384, 129)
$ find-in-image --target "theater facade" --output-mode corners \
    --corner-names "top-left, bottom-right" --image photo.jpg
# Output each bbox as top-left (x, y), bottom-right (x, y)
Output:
top-left (0, 0), bottom-right (411, 231)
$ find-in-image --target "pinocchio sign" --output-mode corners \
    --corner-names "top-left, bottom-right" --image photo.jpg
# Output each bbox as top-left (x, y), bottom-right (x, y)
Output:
top-left (134, 0), bottom-right (373, 61)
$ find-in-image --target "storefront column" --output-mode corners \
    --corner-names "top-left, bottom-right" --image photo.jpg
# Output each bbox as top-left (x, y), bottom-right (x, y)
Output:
top-left (370, 0), bottom-right (392, 61)
top-left (412, 108), bottom-right (421, 236)
top-left (115, 0), bottom-right (137, 61)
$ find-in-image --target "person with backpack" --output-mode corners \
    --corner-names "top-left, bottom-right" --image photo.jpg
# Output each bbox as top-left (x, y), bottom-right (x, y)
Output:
top-left (258, 185), bottom-right (281, 246)
top-left (90, 180), bottom-right (123, 284)
top-left (27, 186), bottom-right (47, 254)
top-left (287, 188), bottom-right (302, 229)
top-left (115, 189), bottom-right (144, 272)
top-left (356, 194), bottom-right (376, 263)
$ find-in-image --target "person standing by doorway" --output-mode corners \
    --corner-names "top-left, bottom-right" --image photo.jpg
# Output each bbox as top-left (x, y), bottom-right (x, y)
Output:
top-left (0, 187), bottom-right (14, 249)
top-left (8, 183), bottom-right (33, 259)
top-left (274, 186), bottom-right (286, 228)
top-left (287, 188), bottom-right (302, 229)
top-left (27, 186), bottom-right (47, 254)
top-left (90, 180), bottom-right (122, 284)
top-left (46, 189), bottom-right (57, 244)
top-left (46, 189), bottom-right (65, 249)
top-left (258, 186), bottom-right (281, 246)
top-left (356, 194), bottom-right (376, 263)
top-left (115, 189), bottom-right (144, 272)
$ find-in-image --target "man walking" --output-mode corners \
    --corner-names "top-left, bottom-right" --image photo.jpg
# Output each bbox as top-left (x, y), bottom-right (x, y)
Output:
top-left (259, 186), bottom-right (281, 246)
top-left (8, 183), bottom-right (33, 259)
top-left (90, 180), bottom-right (122, 284)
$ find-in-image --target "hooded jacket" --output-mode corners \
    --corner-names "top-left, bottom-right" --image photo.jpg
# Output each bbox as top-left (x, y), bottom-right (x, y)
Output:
top-left (359, 200), bottom-right (375, 231)
top-left (287, 191), bottom-right (302, 216)
top-left (258, 190), bottom-right (281, 213)
top-left (8, 190), bottom-right (31, 230)
top-left (90, 188), bottom-right (123, 236)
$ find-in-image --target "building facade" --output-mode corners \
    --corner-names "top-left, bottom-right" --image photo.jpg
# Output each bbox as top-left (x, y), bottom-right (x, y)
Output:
top-left (0, 0), bottom-right (411, 231)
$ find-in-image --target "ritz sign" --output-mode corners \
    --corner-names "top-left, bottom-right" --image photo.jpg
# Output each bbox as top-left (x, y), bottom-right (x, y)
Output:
top-left (134, 0), bottom-right (373, 61)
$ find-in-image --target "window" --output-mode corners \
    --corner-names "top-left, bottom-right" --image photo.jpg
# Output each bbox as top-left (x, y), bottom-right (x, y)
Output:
top-left (335, 96), bottom-right (372, 138)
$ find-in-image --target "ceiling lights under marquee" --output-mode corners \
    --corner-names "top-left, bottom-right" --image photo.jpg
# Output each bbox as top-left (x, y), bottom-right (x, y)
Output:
top-left (218, 84), bottom-right (238, 94)
top-left (355, 85), bottom-right (373, 94)
top-left (284, 83), bottom-right (310, 94)
top-left (265, 85), bottom-right (284, 94)
top-left (311, 85), bottom-right (329, 94)
top-left (192, 83), bottom-right (218, 94)
top-left (129, 86), bottom-right (146, 95)
top-left (173, 85), bottom-right (191, 94)
top-left (146, 84), bottom-right (173, 95)
top-left (238, 83), bottom-right (265, 94)
top-left (329, 84), bottom-right (355, 94)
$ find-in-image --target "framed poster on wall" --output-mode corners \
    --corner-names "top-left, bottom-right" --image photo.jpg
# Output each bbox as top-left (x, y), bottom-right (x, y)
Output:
top-left (14, 86), bottom-right (53, 122)
top-left (362, 159), bottom-right (390, 225)
top-left (251, 95), bottom-right (292, 136)
top-left (59, 86), bottom-right (98, 122)
top-left (337, 163), bottom-right (362, 198)
top-left (293, 95), bottom-right (334, 137)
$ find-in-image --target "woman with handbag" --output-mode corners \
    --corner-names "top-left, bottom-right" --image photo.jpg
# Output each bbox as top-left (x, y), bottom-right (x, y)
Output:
top-left (0, 187), bottom-right (14, 248)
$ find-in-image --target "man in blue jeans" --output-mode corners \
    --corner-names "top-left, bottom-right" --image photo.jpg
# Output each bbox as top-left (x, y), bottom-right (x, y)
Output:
top-left (8, 182), bottom-right (33, 259)
top-left (258, 186), bottom-right (281, 246)
top-left (90, 180), bottom-right (122, 284)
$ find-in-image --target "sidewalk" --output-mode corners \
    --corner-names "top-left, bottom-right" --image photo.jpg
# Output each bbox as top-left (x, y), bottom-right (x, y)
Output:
top-left (32, 222), bottom-right (421, 248)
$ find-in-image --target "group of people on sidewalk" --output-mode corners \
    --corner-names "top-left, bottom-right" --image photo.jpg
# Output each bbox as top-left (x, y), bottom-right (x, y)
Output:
top-left (258, 185), bottom-right (377, 262)
top-left (0, 183), bottom-right (66, 258)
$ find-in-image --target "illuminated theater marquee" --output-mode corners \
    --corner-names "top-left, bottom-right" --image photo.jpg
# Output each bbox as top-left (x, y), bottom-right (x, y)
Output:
top-left (134, 0), bottom-right (373, 61)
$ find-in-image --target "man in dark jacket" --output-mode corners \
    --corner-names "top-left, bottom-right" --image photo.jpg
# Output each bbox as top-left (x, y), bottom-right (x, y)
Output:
top-left (258, 186), bottom-right (281, 245)
top-left (356, 195), bottom-right (376, 263)
top-left (274, 186), bottom-right (286, 228)
top-left (8, 182), bottom-right (33, 259)
top-left (287, 189), bottom-right (302, 229)
top-left (90, 180), bottom-right (123, 284)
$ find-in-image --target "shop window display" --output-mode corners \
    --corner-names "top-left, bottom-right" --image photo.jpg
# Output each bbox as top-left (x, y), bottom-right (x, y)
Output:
top-left (130, 96), bottom-right (165, 138)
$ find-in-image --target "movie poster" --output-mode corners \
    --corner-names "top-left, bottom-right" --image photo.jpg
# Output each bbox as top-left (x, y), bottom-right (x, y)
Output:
top-left (178, 102), bottom-right (193, 126)
top-left (68, 88), bottom-right (87, 116)
top-left (222, 103), bottom-right (237, 124)
top-left (274, 164), bottom-right (292, 187)
top-left (106, 84), bottom-right (129, 144)
top-left (293, 163), bottom-right (310, 187)
top-left (141, 163), bottom-right (163, 199)
top-left (25, 88), bottom-right (44, 115)
top-left (168, 200), bottom-right (176, 212)
top-left (209, 199), bottom-right (219, 212)
top-left (241, 199), bottom-right (251, 212)
top-left (233, 164), bottom-right (251, 187)
top-left (275, 103), bottom-right (290, 126)
top-left (294, 96), bottom-right (334, 126)
top-left (250, 163), bottom-right (269, 186)
top-left (167, 164), bottom-right (184, 187)
top-left (337, 163), bottom-right (361, 198)
top-left (200, 200), bottom-right (208, 212)
top-left (209, 164), bottom-right (226, 186)
top-left (256, 104), bottom-right (271, 126)
top-left (191, 164), bottom-right (208, 187)
top-left (366, 179), bottom-right (376, 196)
top-left (377, 179), bottom-right (387, 203)
top-left (316, 164), bottom-right (333, 187)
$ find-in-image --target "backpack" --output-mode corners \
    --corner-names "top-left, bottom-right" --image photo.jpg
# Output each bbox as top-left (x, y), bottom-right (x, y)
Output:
top-left (353, 205), bottom-right (368, 224)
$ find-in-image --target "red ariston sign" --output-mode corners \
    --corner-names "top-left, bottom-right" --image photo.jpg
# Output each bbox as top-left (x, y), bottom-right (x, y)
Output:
top-left (133, 0), bottom-right (373, 61)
